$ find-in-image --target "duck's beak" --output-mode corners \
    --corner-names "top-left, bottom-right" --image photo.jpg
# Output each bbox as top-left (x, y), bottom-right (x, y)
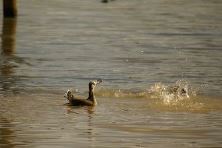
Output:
top-left (96, 79), bottom-right (102, 85)
top-left (90, 79), bottom-right (102, 86)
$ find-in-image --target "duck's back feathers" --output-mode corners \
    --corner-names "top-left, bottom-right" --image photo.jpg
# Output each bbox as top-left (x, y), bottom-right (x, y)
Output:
top-left (69, 97), bottom-right (93, 106)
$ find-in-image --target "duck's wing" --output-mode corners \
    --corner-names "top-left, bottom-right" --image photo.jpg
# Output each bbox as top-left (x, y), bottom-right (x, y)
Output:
top-left (69, 97), bottom-right (93, 106)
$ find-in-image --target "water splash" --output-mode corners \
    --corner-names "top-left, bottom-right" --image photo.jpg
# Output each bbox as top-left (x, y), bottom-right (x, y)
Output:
top-left (146, 80), bottom-right (210, 112)
top-left (96, 80), bottom-right (196, 101)
top-left (20, 80), bottom-right (220, 112)
top-left (94, 80), bottom-right (222, 112)
top-left (149, 80), bottom-right (195, 105)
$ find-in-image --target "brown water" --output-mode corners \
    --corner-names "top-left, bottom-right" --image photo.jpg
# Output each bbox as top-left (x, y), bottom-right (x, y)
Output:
top-left (1, 0), bottom-right (222, 147)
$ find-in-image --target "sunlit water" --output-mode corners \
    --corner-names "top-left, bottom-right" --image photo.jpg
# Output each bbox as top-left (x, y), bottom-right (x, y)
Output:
top-left (0, 0), bottom-right (222, 147)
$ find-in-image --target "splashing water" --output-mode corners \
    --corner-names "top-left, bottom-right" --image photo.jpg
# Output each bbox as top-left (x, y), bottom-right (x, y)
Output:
top-left (94, 80), bottom-right (222, 112)
top-left (96, 80), bottom-right (195, 101)
top-left (149, 80), bottom-right (195, 105)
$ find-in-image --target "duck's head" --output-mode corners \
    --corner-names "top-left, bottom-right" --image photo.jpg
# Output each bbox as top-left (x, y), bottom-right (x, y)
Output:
top-left (64, 89), bottom-right (73, 100)
top-left (89, 79), bottom-right (102, 91)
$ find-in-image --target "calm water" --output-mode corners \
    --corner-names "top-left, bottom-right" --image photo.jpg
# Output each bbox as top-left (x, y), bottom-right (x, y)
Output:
top-left (0, 0), bottom-right (222, 147)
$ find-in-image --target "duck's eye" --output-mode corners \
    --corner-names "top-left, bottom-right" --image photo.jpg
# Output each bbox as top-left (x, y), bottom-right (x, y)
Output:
top-left (97, 79), bottom-right (102, 83)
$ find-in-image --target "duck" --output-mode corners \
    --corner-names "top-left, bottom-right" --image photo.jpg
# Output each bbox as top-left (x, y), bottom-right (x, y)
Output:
top-left (169, 85), bottom-right (189, 98)
top-left (64, 79), bottom-right (102, 106)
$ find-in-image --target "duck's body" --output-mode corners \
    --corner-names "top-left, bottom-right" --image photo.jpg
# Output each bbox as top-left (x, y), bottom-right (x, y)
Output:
top-left (68, 97), bottom-right (95, 106)
top-left (64, 79), bottom-right (102, 106)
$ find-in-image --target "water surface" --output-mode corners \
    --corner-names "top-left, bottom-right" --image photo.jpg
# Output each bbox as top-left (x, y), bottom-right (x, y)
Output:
top-left (0, 0), bottom-right (222, 147)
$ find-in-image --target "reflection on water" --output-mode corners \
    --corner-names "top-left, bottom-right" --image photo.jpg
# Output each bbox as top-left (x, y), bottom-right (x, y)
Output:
top-left (65, 105), bottom-right (95, 114)
top-left (0, 18), bottom-right (17, 94)
top-left (66, 105), bottom-right (96, 145)
top-left (0, 117), bottom-right (15, 148)
top-left (1, 18), bottom-right (17, 55)
top-left (0, 18), bottom-right (30, 95)
top-left (0, 18), bottom-right (18, 148)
